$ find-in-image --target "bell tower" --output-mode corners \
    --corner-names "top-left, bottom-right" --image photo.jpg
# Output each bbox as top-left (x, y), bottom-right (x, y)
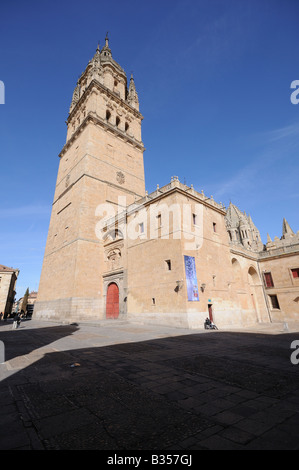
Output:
top-left (35, 36), bottom-right (145, 321)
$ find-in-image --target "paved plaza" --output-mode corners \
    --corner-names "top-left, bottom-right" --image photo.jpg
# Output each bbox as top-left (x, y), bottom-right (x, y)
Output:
top-left (0, 318), bottom-right (299, 450)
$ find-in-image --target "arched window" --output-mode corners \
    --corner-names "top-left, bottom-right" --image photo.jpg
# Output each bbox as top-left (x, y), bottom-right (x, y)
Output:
top-left (106, 110), bottom-right (111, 121)
top-left (116, 116), bottom-right (120, 127)
top-left (125, 122), bottom-right (129, 132)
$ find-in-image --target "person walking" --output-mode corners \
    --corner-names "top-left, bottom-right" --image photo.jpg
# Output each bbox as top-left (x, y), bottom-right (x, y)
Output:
top-left (12, 313), bottom-right (18, 329)
top-left (12, 312), bottom-right (21, 329)
top-left (16, 312), bottom-right (22, 328)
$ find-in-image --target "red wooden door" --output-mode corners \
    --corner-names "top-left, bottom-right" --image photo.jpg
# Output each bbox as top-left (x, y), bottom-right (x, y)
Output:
top-left (106, 283), bottom-right (119, 319)
top-left (208, 304), bottom-right (213, 322)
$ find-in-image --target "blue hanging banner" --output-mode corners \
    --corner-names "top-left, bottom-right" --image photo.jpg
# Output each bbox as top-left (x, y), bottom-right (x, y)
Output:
top-left (184, 255), bottom-right (199, 301)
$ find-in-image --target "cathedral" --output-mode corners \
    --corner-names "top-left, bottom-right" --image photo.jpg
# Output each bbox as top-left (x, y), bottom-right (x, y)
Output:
top-left (35, 37), bottom-right (299, 328)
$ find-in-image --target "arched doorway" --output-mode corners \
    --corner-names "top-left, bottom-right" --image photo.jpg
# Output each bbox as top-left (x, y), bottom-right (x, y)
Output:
top-left (106, 283), bottom-right (119, 319)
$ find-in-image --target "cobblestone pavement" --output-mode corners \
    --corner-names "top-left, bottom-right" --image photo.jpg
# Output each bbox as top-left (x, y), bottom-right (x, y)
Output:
top-left (1, 319), bottom-right (299, 450)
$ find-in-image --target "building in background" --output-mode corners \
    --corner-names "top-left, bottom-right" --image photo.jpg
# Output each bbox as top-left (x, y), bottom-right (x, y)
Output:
top-left (14, 290), bottom-right (38, 316)
top-left (225, 206), bottom-right (299, 324)
top-left (0, 264), bottom-right (19, 318)
top-left (26, 291), bottom-right (38, 316)
top-left (259, 220), bottom-right (299, 322)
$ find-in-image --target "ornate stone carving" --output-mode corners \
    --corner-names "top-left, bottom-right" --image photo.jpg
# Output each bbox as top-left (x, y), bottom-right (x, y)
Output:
top-left (116, 171), bottom-right (125, 184)
top-left (69, 83), bottom-right (80, 112)
top-left (107, 248), bottom-right (121, 270)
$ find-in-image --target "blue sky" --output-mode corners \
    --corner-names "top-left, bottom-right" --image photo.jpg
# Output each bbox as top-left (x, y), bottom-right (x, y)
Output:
top-left (0, 0), bottom-right (299, 298)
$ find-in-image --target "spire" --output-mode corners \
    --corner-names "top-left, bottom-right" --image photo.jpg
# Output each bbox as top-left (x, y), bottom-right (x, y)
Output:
top-left (248, 214), bottom-right (254, 226)
top-left (282, 218), bottom-right (295, 238)
top-left (267, 233), bottom-right (272, 243)
top-left (93, 41), bottom-right (101, 62)
top-left (101, 32), bottom-right (112, 57)
top-left (129, 74), bottom-right (136, 92)
top-left (225, 202), bottom-right (242, 228)
top-left (127, 73), bottom-right (139, 110)
top-left (69, 81), bottom-right (80, 113)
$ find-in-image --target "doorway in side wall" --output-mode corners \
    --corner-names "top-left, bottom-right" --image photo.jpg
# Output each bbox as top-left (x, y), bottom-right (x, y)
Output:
top-left (208, 304), bottom-right (213, 323)
top-left (106, 282), bottom-right (119, 319)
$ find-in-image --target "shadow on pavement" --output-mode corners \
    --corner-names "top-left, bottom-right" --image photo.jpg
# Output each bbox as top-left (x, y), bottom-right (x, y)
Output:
top-left (0, 320), bottom-right (79, 361)
top-left (1, 323), bottom-right (299, 450)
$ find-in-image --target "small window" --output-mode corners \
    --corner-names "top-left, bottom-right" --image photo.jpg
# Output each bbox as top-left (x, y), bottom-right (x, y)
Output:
top-left (125, 122), bottom-right (129, 132)
top-left (152, 298), bottom-right (156, 306)
top-left (213, 222), bottom-right (217, 233)
top-left (139, 222), bottom-right (144, 234)
top-left (116, 116), bottom-right (120, 127)
top-left (269, 295), bottom-right (280, 310)
top-left (192, 213), bottom-right (197, 225)
top-left (264, 272), bottom-right (274, 288)
top-left (165, 260), bottom-right (171, 271)
top-left (157, 214), bottom-right (162, 227)
top-left (106, 110), bottom-right (111, 121)
top-left (291, 268), bottom-right (299, 279)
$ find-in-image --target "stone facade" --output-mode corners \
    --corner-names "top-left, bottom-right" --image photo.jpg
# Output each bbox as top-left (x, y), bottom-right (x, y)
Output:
top-left (0, 264), bottom-right (19, 317)
top-left (258, 220), bottom-right (299, 322)
top-left (100, 182), bottom-right (274, 329)
top-left (35, 38), bottom-right (299, 328)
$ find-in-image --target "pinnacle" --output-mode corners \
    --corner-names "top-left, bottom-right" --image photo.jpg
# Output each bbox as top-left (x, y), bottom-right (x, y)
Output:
top-left (282, 218), bottom-right (295, 237)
